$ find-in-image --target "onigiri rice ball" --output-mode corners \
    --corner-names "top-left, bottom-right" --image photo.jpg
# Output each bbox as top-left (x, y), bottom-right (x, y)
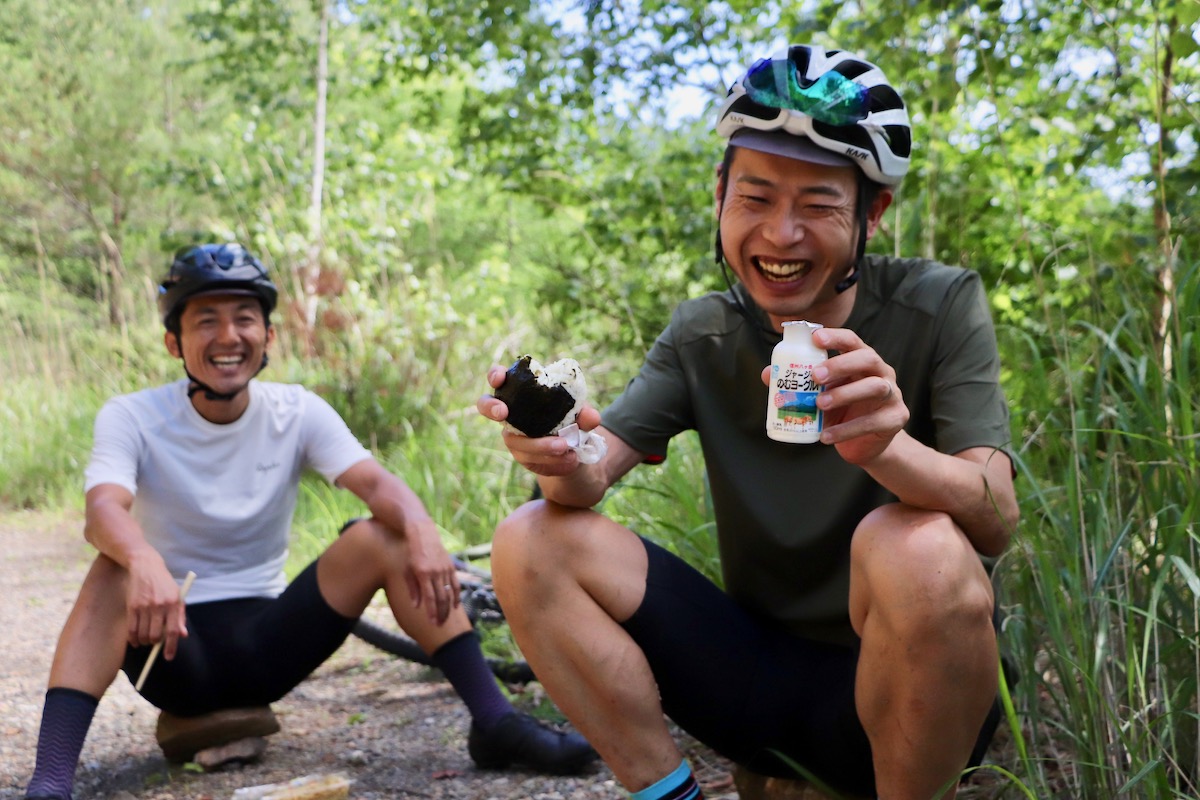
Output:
top-left (495, 355), bottom-right (587, 438)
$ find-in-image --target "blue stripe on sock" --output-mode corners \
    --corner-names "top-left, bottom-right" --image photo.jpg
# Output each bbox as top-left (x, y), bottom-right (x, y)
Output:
top-left (631, 758), bottom-right (696, 800)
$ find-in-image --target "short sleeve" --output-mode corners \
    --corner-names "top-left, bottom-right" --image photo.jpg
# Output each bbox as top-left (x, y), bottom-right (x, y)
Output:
top-left (299, 392), bottom-right (373, 483)
top-left (83, 399), bottom-right (142, 495)
top-left (602, 310), bottom-right (696, 458)
top-left (930, 273), bottom-right (1011, 456)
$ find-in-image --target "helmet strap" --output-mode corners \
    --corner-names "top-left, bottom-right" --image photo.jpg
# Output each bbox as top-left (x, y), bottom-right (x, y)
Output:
top-left (185, 370), bottom-right (242, 402)
top-left (716, 234), bottom-right (779, 342)
top-left (835, 263), bottom-right (860, 293)
top-left (836, 172), bottom-right (874, 294)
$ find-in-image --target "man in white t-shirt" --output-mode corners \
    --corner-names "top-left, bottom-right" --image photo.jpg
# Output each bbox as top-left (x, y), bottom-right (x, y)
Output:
top-left (23, 243), bottom-right (595, 800)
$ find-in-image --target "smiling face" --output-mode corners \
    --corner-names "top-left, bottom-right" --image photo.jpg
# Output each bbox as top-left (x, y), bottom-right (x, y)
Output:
top-left (165, 293), bottom-right (274, 421)
top-left (717, 146), bottom-right (892, 331)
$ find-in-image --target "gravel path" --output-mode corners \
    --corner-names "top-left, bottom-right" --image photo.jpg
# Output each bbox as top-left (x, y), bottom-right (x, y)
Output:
top-left (0, 511), bottom-right (735, 800)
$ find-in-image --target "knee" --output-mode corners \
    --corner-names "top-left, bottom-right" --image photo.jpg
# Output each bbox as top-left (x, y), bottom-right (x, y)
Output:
top-left (338, 517), bottom-right (392, 551)
top-left (332, 517), bottom-right (405, 578)
top-left (851, 505), bottom-right (994, 639)
top-left (491, 500), bottom-right (596, 602)
top-left (492, 499), bottom-right (545, 558)
top-left (493, 499), bottom-right (586, 561)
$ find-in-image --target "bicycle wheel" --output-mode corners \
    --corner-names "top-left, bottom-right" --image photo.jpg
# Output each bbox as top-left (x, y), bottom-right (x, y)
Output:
top-left (351, 616), bottom-right (434, 666)
top-left (351, 617), bottom-right (536, 684)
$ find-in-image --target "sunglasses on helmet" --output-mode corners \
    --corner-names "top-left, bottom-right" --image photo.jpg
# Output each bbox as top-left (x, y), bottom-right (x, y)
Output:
top-left (743, 57), bottom-right (871, 127)
top-left (171, 246), bottom-right (267, 279)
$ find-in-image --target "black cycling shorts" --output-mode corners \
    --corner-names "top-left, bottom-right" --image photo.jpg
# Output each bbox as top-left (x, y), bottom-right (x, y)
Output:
top-left (123, 561), bottom-right (357, 717)
top-left (620, 537), bottom-right (1001, 798)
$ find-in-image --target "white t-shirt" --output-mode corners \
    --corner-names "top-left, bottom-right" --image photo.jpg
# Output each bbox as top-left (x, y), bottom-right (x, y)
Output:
top-left (84, 379), bottom-right (372, 603)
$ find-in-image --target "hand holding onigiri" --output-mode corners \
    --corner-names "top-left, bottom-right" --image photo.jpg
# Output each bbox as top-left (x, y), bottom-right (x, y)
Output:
top-left (494, 355), bottom-right (607, 464)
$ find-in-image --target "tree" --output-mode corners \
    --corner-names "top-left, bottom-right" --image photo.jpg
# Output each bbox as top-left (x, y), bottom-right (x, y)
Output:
top-left (0, 0), bottom-right (173, 330)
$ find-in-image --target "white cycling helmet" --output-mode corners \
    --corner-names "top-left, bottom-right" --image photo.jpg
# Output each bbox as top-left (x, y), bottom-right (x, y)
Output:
top-left (716, 45), bottom-right (912, 186)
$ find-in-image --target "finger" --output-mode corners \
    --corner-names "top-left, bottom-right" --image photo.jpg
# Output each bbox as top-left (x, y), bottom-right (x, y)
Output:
top-left (576, 405), bottom-right (603, 431)
top-left (760, 365), bottom-right (770, 387)
top-left (821, 401), bottom-right (909, 443)
top-left (163, 607), bottom-right (189, 661)
top-left (811, 326), bottom-right (863, 352)
top-left (421, 578), bottom-right (440, 622)
top-left (486, 364), bottom-right (507, 389)
top-left (477, 394), bottom-right (509, 422)
top-left (407, 572), bottom-right (424, 609)
top-left (134, 610), bottom-right (157, 647)
top-left (814, 349), bottom-right (882, 388)
top-left (819, 375), bottom-right (895, 411)
top-left (435, 579), bottom-right (453, 623)
top-left (447, 574), bottom-right (461, 608)
top-left (147, 612), bottom-right (166, 648)
top-left (504, 429), bottom-right (571, 460)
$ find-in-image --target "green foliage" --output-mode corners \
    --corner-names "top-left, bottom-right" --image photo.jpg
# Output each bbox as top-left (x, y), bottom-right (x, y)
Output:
top-left (0, 375), bottom-right (98, 511)
top-left (601, 431), bottom-right (722, 585)
top-left (3, 1), bottom-right (1200, 796)
top-left (0, 275), bottom-right (177, 509)
top-left (1001, 258), bottom-right (1200, 798)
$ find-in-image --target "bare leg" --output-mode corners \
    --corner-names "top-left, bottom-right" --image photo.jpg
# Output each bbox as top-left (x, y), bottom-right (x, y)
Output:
top-left (315, 519), bottom-right (473, 652)
top-left (849, 503), bottom-right (998, 800)
top-left (491, 500), bottom-right (683, 791)
top-left (49, 555), bottom-right (133, 695)
top-left (26, 556), bottom-right (130, 799)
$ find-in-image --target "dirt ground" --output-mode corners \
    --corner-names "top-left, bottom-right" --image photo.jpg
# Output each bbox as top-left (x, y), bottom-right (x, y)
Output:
top-left (0, 509), bottom-right (1025, 800)
top-left (0, 510), bottom-right (739, 800)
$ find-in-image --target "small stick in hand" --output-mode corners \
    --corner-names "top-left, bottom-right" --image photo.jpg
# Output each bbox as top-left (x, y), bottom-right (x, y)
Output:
top-left (134, 570), bottom-right (196, 692)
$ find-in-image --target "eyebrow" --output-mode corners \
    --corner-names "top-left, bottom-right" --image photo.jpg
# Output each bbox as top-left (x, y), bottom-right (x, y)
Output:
top-left (735, 174), bottom-right (846, 198)
top-left (192, 300), bottom-right (261, 315)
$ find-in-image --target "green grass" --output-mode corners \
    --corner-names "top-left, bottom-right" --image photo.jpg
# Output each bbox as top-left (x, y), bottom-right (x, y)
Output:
top-left (4, 260), bottom-right (1200, 798)
top-left (993, 259), bottom-right (1200, 798)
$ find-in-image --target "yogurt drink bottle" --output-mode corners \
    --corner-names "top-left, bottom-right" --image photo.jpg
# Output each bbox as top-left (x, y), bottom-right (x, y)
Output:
top-left (766, 320), bottom-right (827, 444)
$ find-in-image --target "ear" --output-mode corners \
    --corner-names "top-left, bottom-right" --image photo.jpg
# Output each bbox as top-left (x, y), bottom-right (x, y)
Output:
top-left (864, 189), bottom-right (894, 240)
top-left (164, 330), bottom-right (181, 358)
top-left (265, 323), bottom-right (276, 349)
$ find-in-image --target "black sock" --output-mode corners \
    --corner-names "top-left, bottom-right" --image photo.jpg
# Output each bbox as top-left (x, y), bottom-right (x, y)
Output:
top-left (25, 687), bottom-right (99, 800)
top-left (431, 631), bottom-right (512, 730)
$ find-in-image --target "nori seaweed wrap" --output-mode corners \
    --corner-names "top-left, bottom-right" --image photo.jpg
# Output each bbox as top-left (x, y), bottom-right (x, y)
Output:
top-left (495, 355), bottom-right (585, 437)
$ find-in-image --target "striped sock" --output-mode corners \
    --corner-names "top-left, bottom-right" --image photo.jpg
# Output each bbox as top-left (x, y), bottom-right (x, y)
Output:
top-left (431, 631), bottom-right (512, 730)
top-left (25, 687), bottom-right (99, 800)
top-left (631, 759), bottom-right (704, 800)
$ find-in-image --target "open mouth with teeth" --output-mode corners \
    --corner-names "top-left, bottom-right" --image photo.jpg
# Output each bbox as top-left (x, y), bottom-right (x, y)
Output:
top-left (210, 354), bottom-right (247, 370)
top-left (755, 258), bottom-right (811, 283)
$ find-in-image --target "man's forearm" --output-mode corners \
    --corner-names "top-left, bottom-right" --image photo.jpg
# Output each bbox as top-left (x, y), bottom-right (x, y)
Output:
top-left (84, 496), bottom-right (162, 573)
top-left (861, 432), bottom-right (1017, 557)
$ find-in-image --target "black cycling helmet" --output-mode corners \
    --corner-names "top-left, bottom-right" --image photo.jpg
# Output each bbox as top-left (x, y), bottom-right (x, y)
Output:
top-left (158, 243), bottom-right (278, 333)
